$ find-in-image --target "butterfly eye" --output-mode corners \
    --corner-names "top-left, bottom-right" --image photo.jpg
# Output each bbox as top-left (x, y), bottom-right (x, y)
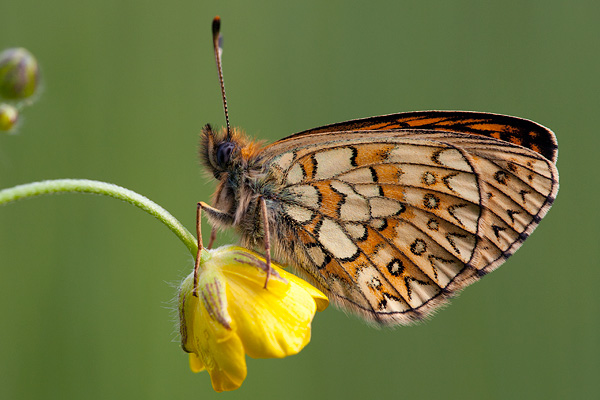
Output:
top-left (216, 141), bottom-right (236, 167)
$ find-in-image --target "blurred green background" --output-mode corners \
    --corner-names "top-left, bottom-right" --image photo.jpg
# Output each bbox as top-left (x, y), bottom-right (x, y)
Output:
top-left (1, 1), bottom-right (598, 399)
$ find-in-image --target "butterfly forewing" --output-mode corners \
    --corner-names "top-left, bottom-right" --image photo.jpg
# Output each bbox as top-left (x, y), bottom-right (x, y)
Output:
top-left (279, 110), bottom-right (558, 164)
top-left (260, 118), bottom-right (558, 325)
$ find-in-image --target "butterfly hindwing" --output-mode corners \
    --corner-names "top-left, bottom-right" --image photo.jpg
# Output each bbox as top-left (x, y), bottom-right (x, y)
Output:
top-left (265, 127), bottom-right (558, 325)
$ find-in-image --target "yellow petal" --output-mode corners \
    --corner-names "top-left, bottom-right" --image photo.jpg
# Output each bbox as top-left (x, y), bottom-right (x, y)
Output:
top-left (203, 323), bottom-right (246, 392)
top-left (276, 266), bottom-right (329, 312)
top-left (215, 246), bottom-right (290, 296)
top-left (216, 246), bottom-right (329, 311)
top-left (214, 248), bottom-right (327, 359)
top-left (227, 275), bottom-right (315, 358)
top-left (189, 353), bottom-right (205, 373)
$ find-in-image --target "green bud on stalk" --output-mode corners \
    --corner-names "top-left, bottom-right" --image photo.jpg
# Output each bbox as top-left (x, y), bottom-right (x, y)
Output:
top-left (0, 48), bottom-right (40, 100)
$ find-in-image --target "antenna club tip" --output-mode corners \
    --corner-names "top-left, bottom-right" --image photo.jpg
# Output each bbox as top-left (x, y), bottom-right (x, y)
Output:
top-left (212, 16), bottom-right (221, 35)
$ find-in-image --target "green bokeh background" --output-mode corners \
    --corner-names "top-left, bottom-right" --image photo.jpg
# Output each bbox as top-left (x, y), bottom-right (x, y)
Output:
top-left (1, 1), bottom-right (598, 399)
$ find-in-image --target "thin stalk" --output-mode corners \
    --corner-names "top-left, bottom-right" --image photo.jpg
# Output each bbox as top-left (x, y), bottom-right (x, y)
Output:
top-left (0, 179), bottom-right (198, 256)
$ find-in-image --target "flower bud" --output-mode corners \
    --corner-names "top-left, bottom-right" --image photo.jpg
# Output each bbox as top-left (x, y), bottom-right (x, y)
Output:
top-left (0, 48), bottom-right (40, 100)
top-left (0, 104), bottom-right (18, 131)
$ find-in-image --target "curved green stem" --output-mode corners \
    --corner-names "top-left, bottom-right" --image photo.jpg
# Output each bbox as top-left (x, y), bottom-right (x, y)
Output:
top-left (0, 179), bottom-right (198, 256)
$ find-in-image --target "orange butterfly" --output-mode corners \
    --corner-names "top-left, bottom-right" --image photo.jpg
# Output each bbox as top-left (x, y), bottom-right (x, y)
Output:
top-left (197, 17), bottom-right (558, 325)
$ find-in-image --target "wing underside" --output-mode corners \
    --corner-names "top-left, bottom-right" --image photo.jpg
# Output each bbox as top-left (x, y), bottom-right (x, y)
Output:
top-left (266, 129), bottom-right (558, 325)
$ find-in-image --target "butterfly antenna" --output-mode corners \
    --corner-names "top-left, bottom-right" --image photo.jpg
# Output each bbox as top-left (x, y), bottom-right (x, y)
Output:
top-left (212, 16), bottom-right (232, 140)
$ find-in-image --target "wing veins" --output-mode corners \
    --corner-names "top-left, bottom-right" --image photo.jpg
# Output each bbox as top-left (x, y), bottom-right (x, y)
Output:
top-left (482, 160), bottom-right (552, 202)
top-left (377, 224), bottom-right (457, 290)
top-left (390, 206), bottom-right (477, 265)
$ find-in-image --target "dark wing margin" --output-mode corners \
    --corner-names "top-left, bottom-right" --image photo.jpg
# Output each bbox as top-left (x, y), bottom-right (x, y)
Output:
top-left (282, 111), bottom-right (558, 164)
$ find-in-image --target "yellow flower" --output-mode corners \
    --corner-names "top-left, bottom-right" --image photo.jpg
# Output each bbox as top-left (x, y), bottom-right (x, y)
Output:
top-left (178, 245), bottom-right (328, 392)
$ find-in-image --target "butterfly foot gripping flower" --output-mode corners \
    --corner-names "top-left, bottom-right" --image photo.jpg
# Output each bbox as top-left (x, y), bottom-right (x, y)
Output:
top-left (178, 245), bottom-right (328, 392)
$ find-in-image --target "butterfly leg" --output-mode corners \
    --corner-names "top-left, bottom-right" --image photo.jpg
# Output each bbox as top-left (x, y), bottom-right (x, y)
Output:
top-left (259, 196), bottom-right (272, 290)
top-left (198, 201), bottom-right (234, 225)
top-left (198, 202), bottom-right (231, 249)
top-left (208, 227), bottom-right (217, 249)
top-left (193, 202), bottom-right (204, 297)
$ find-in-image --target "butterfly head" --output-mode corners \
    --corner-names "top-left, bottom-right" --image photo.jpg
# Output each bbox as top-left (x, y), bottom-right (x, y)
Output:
top-left (200, 124), bottom-right (265, 227)
top-left (201, 124), bottom-right (236, 179)
top-left (200, 124), bottom-right (263, 179)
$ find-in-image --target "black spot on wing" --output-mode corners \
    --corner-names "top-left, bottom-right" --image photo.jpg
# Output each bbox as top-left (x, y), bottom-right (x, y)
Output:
top-left (350, 146), bottom-right (358, 167)
top-left (410, 239), bottom-right (427, 256)
top-left (369, 166), bottom-right (379, 182)
top-left (386, 258), bottom-right (404, 276)
top-left (491, 224), bottom-right (506, 240)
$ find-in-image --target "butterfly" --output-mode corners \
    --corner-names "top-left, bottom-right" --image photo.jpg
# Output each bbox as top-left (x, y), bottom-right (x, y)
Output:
top-left (196, 17), bottom-right (559, 325)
